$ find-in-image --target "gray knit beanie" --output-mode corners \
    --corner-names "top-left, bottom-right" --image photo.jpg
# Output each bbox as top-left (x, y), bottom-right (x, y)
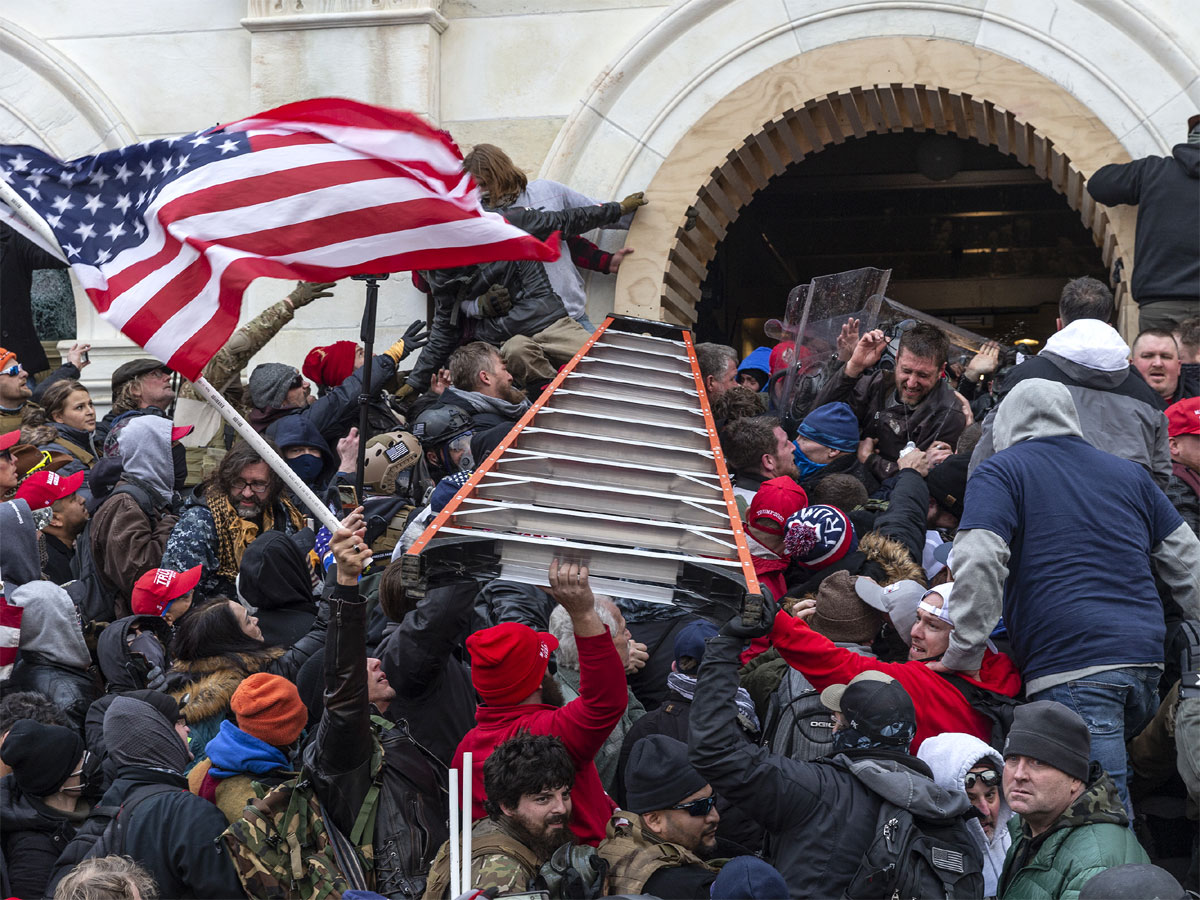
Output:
top-left (104, 695), bottom-right (191, 774)
top-left (248, 363), bottom-right (300, 410)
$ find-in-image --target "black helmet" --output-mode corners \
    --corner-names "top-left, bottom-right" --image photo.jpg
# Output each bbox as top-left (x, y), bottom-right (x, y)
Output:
top-left (413, 406), bottom-right (473, 449)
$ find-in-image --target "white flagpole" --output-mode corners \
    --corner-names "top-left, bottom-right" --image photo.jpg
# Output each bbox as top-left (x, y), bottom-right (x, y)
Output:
top-left (0, 173), bottom-right (343, 534)
top-left (462, 751), bottom-right (473, 893)
top-left (448, 767), bottom-right (461, 898)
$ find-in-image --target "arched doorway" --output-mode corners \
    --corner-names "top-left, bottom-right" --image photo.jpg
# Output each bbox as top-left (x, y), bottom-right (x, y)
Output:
top-left (668, 85), bottom-right (1125, 341)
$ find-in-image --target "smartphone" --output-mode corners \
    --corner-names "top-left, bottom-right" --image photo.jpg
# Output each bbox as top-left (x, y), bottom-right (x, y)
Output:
top-left (80, 349), bottom-right (89, 364)
top-left (338, 484), bottom-right (358, 513)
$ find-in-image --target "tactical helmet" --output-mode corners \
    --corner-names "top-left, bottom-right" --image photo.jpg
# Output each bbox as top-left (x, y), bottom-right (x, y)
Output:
top-left (412, 406), bottom-right (473, 448)
top-left (363, 431), bottom-right (422, 494)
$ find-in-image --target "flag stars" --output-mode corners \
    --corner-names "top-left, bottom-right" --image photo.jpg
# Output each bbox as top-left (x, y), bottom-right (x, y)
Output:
top-left (73, 222), bottom-right (96, 242)
top-left (26, 171), bottom-right (48, 187)
top-left (113, 193), bottom-right (132, 213)
top-left (160, 157), bottom-right (174, 177)
top-left (46, 214), bottom-right (62, 229)
top-left (63, 243), bottom-right (80, 258)
top-left (88, 170), bottom-right (111, 188)
top-left (175, 155), bottom-right (191, 173)
top-left (189, 134), bottom-right (211, 147)
top-left (83, 194), bottom-right (106, 215)
top-left (133, 220), bottom-right (146, 238)
top-left (217, 139), bottom-right (239, 154)
top-left (51, 195), bottom-right (75, 214)
top-left (0, 169), bottom-right (12, 184)
top-left (94, 248), bottom-right (112, 264)
top-left (21, 185), bottom-right (41, 201)
top-left (10, 154), bottom-right (30, 171)
top-left (104, 222), bottom-right (126, 241)
top-left (140, 160), bottom-right (156, 179)
top-left (113, 163), bottom-right (133, 184)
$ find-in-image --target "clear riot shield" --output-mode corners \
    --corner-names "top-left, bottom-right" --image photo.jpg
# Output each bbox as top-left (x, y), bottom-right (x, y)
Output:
top-left (766, 266), bottom-right (891, 426)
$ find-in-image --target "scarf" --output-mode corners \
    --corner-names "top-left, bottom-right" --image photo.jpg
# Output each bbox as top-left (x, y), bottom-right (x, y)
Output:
top-left (668, 671), bottom-right (760, 732)
top-left (205, 485), bottom-right (305, 583)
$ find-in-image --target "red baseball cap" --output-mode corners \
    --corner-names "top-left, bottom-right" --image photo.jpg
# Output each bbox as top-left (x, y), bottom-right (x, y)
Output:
top-left (13, 469), bottom-right (85, 510)
top-left (132, 565), bottom-right (202, 617)
top-left (1166, 397), bottom-right (1200, 438)
top-left (466, 621), bottom-right (558, 707)
top-left (171, 425), bottom-right (194, 442)
top-left (746, 476), bottom-right (809, 536)
top-left (0, 429), bottom-right (19, 452)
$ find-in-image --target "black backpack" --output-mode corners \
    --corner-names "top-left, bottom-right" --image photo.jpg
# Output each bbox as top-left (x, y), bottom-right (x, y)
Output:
top-left (831, 757), bottom-right (984, 900)
top-left (938, 673), bottom-right (1024, 751)
top-left (72, 482), bottom-right (158, 624)
top-left (761, 668), bottom-right (838, 762)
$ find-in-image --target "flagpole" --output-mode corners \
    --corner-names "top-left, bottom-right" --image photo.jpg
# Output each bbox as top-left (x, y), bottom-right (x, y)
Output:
top-left (0, 179), bottom-right (343, 535)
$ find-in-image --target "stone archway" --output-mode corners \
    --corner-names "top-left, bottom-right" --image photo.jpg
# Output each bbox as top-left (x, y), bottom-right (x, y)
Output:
top-left (662, 84), bottom-right (1127, 328)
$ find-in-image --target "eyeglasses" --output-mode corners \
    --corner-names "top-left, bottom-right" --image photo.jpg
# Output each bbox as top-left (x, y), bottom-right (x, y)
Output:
top-left (964, 769), bottom-right (1000, 790)
top-left (1, 363), bottom-right (21, 377)
top-left (232, 478), bottom-right (272, 494)
top-left (670, 795), bottom-right (716, 817)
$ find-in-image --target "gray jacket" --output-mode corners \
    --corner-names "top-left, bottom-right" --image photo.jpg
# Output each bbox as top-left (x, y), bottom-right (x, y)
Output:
top-left (970, 320), bottom-right (1170, 488)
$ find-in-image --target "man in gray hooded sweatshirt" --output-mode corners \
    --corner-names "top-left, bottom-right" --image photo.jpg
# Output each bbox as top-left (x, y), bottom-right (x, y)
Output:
top-left (943, 378), bottom-right (1200, 814)
top-left (88, 416), bottom-right (180, 617)
top-left (47, 695), bottom-right (245, 899)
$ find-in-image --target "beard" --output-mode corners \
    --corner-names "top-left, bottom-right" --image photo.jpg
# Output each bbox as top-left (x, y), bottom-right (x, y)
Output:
top-left (235, 498), bottom-right (264, 519)
top-left (540, 672), bottom-right (565, 709)
top-left (507, 810), bottom-right (575, 862)
top-left (500, 382), bottom-right (529, 405)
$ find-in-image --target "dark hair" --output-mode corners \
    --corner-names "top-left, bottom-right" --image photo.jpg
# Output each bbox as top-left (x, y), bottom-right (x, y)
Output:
top-left (897, 323), bottom-right (950, 368)
top-left (377, 560), bottom-right (417, 624)
top-left (449, 341), bottom-right (502, 392)
top-left (211, 440), bottom-right (282, 504)
top-left (26, 380), bottom-right (89, 427)
top-left (713, 385), bottom-right (765, 425)
top-left (695, 343), bottom-right (737, 383)
top-left (483, 732), bottom-right (575, 819)
top-left (1058, 276), bottom-right (1113, 325)
top-left (1176, 316), bottom-right (1200, 356)
top-left (1132, 328), bottom-right (1179, 355)
top-left (722, 415), bottom-right (783, 477)
top-left (956, 422), bottom-right (983, 456)
top-left (808, 473), bottom-right (868, 511)
top-left (0, 690), bottom-right (69, 735)
top-left (169, 597), bottom-right (270, 670)
top-left (462, 144), bottom-right (527, 205)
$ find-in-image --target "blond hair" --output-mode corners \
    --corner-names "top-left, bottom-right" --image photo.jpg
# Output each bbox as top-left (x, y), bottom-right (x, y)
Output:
top-left (53, 855), bottom-right (159, 900)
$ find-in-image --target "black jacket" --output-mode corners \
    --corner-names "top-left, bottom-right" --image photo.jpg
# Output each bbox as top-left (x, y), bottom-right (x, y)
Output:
top-left (47, 766), bottom-right (244, 900)
top-left (4, 652), bottom-right (101, 735)
top-left (0, 776), bottom-right (85, 900)
top-left (688, 634), bottom-right (972, 897)
top-left (1087, 143), bottom-right (1199, 304)
top-left (0, 223), bottom-right (68, 375)
top-left (305, 586), bottom-right (449, 899)
top-left (377, 577), bottom-right (477, 767)
top-left (408, 202), bottom-right (625, 390)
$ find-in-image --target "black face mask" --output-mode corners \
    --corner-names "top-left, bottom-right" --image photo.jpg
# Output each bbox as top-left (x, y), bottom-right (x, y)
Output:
top-left (172, 442), bottom-right (188, 491)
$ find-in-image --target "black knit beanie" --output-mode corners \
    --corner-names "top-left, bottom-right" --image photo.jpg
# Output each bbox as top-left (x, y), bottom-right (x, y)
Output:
top-left (0, 719), bottom-right (84, 797)
top-left (624, 735), bottom-right (708, 814)
top-left (1002, 700), bottom-right (1090, 782)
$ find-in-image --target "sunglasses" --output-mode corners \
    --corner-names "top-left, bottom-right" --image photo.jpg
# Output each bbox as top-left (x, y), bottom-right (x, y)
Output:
top-left (24, 449), bottom-right (53, 475)
top-left (964, 769), bottom-right (1000, 790)
top-left (1, 363), bottom-right (21, 377)
top-left (671, 795), bottom-right (717, 817)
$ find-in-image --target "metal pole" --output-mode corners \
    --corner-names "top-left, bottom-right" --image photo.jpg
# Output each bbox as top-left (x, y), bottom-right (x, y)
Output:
top-left (351, 274), bottom-right (386, 504)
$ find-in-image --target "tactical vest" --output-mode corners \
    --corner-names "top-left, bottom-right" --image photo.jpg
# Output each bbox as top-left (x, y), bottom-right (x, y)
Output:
top-left (597, 811), bottom-right (715, 896)
top-left (424, 817), bottom-right (542, 900)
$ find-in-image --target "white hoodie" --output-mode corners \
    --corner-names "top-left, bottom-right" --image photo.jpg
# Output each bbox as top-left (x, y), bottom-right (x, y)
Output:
top-left (917, 732), bottom-right (1014, 898)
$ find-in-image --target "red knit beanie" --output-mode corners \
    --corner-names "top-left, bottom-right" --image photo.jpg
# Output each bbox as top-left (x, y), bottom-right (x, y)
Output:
top-left (302, 340), bottom-right (357, 389)
top-left (231, 673), bottom-right (308, 747)
top-left (466, 622), bottom-right (558, 707)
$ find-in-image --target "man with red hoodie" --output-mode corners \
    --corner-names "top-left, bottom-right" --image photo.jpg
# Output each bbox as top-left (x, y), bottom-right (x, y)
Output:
top-left (771, 581), bottom-right (1020, 751)
top-left (453, 559), bottom-right (628, 847)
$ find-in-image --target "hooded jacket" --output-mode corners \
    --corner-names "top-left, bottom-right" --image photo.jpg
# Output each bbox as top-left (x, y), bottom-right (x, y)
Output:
top-left (946, 379), bottom-right (1200, 682)
top-left (998, 763), bottom-right (1148, 899)
top-left (737, 346), bottom-right (773, 390)
top-left (917, 732), bottom-right (1013, 896)
top-left (688, 633), bottom-right (980, 897)
top-left (5, 580), bottom-right (100, 732)
top-left (1086, 143), bottom-right (1199, 305)
top-left (272, 415), bottom-right (339, 490)
top-left (970, 320), bottom-right (1171, 487)
top-left (0, 499), bottom-right (41, 593)
top-left (0, 774), bottom-right (89, 900)
top-left (236, 530), bottom-right (318, 648)
top-left (770, 610), bottom-right (1021, 753)
top-left (47, 696), bottom-right (246, 900)
top-left (88, 417), bottom-right (180, 614)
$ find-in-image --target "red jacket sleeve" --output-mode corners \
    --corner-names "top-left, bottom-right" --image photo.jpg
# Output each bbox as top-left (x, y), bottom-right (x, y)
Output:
top-left (770, 609), bottom-right (908, 690)
top-left (547, 629), bottom-right (628, 763)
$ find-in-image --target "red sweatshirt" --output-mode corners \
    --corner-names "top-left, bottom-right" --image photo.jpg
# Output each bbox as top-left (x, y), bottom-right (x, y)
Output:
top-left (452, 629), bottom-right (628, 846)
top-left (770, 609), bottom-right (1022, 751)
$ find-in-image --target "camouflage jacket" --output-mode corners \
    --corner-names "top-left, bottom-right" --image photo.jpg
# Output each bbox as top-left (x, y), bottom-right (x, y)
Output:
top-left (423, 816), bottom-right (542, 899)
top-left (597, 811), bottom-right (715, 897)
top-left (998, 764), bottom-right (1149, 899)
top-left (177, 298), bottom-right (295, 406)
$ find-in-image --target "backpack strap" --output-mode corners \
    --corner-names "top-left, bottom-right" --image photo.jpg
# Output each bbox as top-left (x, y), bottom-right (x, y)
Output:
top-left (53, 435), bottom-right (95, 466)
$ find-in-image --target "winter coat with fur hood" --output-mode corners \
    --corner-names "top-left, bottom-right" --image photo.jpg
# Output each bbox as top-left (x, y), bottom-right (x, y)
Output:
top-left (918, 732), bottom-right (1014, 897)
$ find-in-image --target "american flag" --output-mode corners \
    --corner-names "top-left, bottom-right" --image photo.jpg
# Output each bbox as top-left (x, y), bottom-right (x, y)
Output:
top-left (0, 98), bottom-right (560, 380)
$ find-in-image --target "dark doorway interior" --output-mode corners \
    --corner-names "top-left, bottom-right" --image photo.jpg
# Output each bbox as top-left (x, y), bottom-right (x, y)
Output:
top-left (696, 130), bottom-right (1109, 355)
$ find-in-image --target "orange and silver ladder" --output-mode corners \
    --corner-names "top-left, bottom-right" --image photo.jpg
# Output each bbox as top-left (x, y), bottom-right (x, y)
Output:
top-left (404, 315), bottom-right (762, 618)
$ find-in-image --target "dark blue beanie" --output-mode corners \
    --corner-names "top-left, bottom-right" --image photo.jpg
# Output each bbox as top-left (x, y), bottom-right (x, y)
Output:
top-left (710, 856), bottom-right (789, 900)
top-left (797, 401), bottom-right (860, 454)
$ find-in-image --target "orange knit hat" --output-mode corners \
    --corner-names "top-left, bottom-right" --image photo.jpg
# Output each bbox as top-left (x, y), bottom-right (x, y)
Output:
top-left (230, 673), bottom-right (308, 747)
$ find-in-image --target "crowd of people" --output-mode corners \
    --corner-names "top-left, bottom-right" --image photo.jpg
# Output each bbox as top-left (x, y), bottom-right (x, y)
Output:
top-left (0, 134), bottom-right (1198, 900)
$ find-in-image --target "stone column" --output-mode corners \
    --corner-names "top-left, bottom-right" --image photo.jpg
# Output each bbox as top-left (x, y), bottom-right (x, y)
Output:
top-left (242, 0), bottom-right (447, 122)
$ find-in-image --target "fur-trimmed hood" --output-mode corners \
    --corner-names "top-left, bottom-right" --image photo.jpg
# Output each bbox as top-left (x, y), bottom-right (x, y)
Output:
top-left (167, 648), bottom-right (284, 724)
top-left (18, 423), bottom-right (58, 448)
top-left (859, 531), bottom-right (927, 587)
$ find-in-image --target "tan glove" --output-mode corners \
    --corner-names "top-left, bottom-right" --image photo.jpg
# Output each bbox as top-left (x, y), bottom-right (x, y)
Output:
top-left (477, 285), bottom-right (513, 318)
top-left (619, 192), bottom-right (648, 215)
top-left (395, 383), bottom-right (417, 402)
top-left (288, 281), bottom-right (336, 308)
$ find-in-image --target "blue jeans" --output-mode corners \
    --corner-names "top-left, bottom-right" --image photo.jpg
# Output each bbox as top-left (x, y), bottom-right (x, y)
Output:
top-left (1030, 666), bottom-right (1160, 816)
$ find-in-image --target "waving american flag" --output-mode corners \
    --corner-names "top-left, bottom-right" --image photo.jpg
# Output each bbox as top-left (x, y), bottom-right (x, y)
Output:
top-left (0, 98), bottom-right (559, 380)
